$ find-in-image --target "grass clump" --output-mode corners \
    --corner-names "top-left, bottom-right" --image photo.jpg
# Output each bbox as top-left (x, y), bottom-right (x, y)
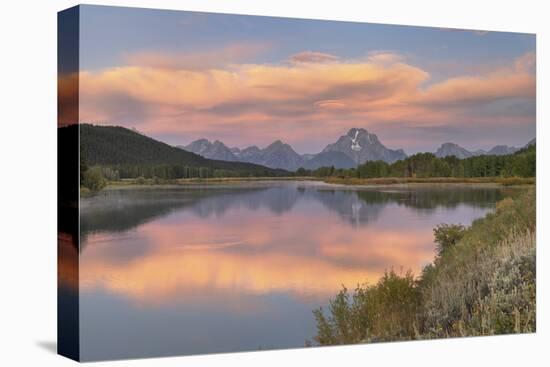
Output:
top-left (312, 188), bottom-right (535, 345)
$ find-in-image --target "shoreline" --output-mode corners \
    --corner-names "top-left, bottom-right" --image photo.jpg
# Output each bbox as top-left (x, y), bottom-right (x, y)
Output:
top-left (109, 176), bottom-right (535, 187)
top-left (323, 176), bottom-right (535, 186)
top-left (80, 176), bottom-right (535, 196)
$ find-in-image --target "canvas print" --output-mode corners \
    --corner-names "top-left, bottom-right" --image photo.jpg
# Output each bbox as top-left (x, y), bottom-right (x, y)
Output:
top-left (58, 5), bottom-right (536, 362)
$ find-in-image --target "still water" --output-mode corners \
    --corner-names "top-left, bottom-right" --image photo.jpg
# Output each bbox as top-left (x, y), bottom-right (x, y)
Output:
top-left (76, 181), bottom-right (512, 360)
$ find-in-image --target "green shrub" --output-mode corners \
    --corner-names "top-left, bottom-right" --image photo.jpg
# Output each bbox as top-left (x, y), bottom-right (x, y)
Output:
top-left (81, 166), bottom-right (106, 192)
top-left (313, 270), bottom-right (421, 345)
top-left (433, 223), bottom-right (466, 257)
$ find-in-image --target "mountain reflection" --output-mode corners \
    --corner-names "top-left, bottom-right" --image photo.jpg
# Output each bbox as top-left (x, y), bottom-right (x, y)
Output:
top-left (80, 182), bottom-right (507, 237)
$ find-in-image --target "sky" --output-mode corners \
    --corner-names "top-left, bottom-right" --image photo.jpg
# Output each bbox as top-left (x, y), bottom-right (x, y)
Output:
top-left (70, 5), bottom-right (536, 154)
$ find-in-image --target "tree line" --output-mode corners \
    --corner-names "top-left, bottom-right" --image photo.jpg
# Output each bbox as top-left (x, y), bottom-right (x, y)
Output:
top-left (298, 144), bottom-right (535, 179)
top-left (80, 162), bottom-right (277, 191)
top-left (80, 143), bottom-right (535, 191)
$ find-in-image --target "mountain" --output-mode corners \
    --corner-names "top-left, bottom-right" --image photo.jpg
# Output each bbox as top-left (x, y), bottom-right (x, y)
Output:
top-left (76, 124), bottom-right (288, 175)
top-left (486, 145), bottom-right (519, 156)
top-left (321, 128), bottom-right (407, 164)
top-left (180, 139), bottom-right (239, 161)
top-left (435, 142), bottom-right (526, 158)
top-left (472, 149), bottom-right (487, 156)
top-left (249, 140), bottom-right (305, 171)
top-left (236, 146), bottom-right (263, 162)
top-left (435, 143), bottom-right (475, 159)
top-left (183, 139), bottom-right (305, 171)
top-left (525, 138), bottom-right (536, 147)
top-left (303, 151), bottom-right (357, 170)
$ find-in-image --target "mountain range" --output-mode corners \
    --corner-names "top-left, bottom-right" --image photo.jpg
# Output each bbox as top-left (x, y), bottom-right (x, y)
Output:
top-left (178, 127), bottom-right (535, 172)
top-left (180, 128), bottom-right (405, 171)
top-left (68, 124), bottom-right (535, 178)
top-left (435, 139), bottom-right (535, 159)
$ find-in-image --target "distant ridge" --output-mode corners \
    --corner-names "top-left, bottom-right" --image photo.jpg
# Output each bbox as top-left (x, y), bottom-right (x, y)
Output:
top-left (181, 139), bottom-right (239, 162)
top-left (487, 145), bottom-right (518, 156)
top-left (435, 143), bottom-right (477, 159)
top-left (182, 138), bottom-right (305, 171)
top-left (434, 140), bottom-right (534, 158)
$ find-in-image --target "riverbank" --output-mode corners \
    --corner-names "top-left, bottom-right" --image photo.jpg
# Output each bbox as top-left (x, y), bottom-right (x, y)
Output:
top-left (110, 176), bottom-right (320, 186)
top-left (84, 175), bottom-right (534, 191)
top-left (313, 188), bottom-right (536, 344)
top-left (79, 176), bottom-right (534, 197)
top-left (80, 176), bottom-right (321, 196)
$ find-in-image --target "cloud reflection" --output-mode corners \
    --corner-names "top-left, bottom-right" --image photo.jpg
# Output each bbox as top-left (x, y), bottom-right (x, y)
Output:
top-left (78, 184), bottom-right (502, 306)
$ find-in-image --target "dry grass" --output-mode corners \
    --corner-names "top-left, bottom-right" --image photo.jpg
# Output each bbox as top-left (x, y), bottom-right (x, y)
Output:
top-left (421, 230), bottom-right (535, 338)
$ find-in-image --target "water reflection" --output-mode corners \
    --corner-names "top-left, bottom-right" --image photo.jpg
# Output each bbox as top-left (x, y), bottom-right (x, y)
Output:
top-left (80, 183), bottom-right (504, 236)
top-left (78, 182), bottom-right (512, 360)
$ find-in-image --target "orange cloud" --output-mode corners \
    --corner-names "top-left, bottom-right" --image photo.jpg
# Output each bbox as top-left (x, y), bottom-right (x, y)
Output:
top-left (315, 100), bottom-right (346, 109)
top-left (79, 57), bottom-right (428, 125)
top-left (418, 69), bottom-right (535, 107)
top-left (366, 51), bottom-right (405, 64)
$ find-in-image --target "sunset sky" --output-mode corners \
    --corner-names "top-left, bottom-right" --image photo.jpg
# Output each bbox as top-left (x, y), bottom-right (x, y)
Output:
top-left (75, 5), bottom-right (536, 154)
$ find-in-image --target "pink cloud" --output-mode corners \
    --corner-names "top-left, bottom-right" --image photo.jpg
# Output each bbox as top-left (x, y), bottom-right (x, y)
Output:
top-left (417, 58), bottom-right (535, 107)
top-left (123, 42), bottom-right (270, 70)
top-left (77, 51), bottom-right (535, 151)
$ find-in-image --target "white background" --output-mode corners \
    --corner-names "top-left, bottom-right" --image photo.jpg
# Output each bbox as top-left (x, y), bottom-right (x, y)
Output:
top-left (0, 0), bottom-right (547, 366)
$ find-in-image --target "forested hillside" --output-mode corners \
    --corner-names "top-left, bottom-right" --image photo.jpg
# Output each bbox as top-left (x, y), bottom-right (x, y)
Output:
top-left (63, 124), bottom-right (288, 183)
top-left (79, 124), bottom-right (206, 166)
